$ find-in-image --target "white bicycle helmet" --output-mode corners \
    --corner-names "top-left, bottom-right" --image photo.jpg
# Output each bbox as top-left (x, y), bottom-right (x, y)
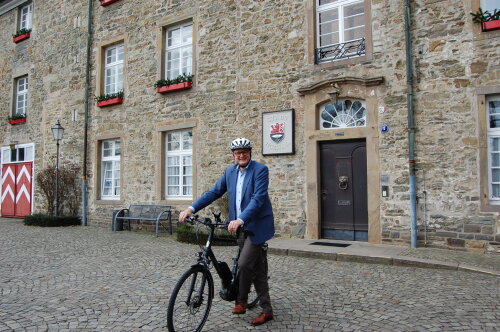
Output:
top-left (230, 137), bottom-right (253, 150)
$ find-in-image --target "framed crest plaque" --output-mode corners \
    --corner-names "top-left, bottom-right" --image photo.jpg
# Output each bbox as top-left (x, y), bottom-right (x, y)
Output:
top-left (262, 109), bottom-right (295, 155)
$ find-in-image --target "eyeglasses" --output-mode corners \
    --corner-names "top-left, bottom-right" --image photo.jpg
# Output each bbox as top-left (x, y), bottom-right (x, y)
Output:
top-left (233, 150), bottom-right (250, 156)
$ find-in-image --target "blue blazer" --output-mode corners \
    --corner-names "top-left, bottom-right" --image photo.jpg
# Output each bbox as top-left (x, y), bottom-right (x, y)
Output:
top-left (191, 160), bottom-right (275, 244)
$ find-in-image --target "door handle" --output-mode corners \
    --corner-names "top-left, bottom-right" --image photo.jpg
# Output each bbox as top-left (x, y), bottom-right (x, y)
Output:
top-left (338, 176), bottom-right (349, 190)
top-left (321, 190), bottom-right (328, 199)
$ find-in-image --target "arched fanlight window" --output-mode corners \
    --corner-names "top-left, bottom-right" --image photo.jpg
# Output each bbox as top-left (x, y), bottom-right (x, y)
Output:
top-left (319, 99), bottom-right (367, 129)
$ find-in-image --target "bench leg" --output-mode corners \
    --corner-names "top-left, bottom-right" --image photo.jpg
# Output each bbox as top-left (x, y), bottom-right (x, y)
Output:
top-left (169, 214), bottom-right (172, 235)
top-left (155, 219), bottom-right (159, 237)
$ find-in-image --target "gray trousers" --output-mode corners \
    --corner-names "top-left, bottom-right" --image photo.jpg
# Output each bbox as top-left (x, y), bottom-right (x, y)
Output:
top-left (237, 232), bottom-right (273, 314)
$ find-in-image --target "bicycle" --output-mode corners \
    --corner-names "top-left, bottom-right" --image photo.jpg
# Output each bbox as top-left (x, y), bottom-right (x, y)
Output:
top-left (167, 212), bottom-right (266, 332)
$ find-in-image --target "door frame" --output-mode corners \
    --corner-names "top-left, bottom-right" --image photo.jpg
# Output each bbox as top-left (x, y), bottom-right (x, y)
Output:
top-left (298, 77), bottom-right (384, 243)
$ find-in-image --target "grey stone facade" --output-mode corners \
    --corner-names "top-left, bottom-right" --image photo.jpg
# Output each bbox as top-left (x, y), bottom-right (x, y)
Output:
top-left (1, 0), bottom-right (499, 253)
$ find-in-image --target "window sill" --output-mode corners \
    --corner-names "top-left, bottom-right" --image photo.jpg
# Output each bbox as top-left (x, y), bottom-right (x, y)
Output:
top-left (95, 199), bottom-right (123, 205)
top-left (156, 82), bottom-right (193, 94)
top-left (13, 33), bottom-right (30, 43)
top-left (97, 98), bottom-right (123, 107)
top-left (482, 20), bottom-right (500, 32)
top-left (312, 53), bottom-right (373, 71)
top-left (100, 0), bottom-right (121, 6)
top-left (8, 118), bottom-right (27, 125)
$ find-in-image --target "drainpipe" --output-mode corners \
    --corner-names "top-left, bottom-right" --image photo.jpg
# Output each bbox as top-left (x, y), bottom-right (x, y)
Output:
top-left (82, 0), bottom-right (93, 226)
top-left (404, 0), bottom-right (418, 248)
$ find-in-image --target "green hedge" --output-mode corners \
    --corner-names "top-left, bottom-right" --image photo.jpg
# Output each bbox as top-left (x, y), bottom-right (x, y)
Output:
top-left (176, 223), bottom-right (237, 246)
top-left (24, 214), bottom-right (80, 227)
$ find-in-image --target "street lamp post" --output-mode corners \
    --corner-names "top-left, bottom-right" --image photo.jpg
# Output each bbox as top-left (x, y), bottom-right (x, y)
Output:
top-left (51, 120), bottom-right (65, 216)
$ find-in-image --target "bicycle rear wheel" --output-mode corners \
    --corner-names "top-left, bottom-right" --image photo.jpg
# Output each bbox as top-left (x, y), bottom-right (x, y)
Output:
top-left (167, 266), bottom-right (214, 332)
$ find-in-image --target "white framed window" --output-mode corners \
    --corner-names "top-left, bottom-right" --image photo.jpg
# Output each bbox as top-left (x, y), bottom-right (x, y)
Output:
top-left (15, 76), bottom-right (28, 116)
top-left (487, 94), bottom-right (500, 204)
top-left (480, 0), bottom-right (497, 12)
top-left (101, 139), bottom-right (121, 200)
top-left (1, 144), bottom-right (34, 165)
top-left (19, 3), bottom-right (32, 30)
top-left (104, 43), bottom-right (124, 95)
top-left (316, 0), bottom-right (365, 62)
top-left (165, 23), bottom-right (193, 80)
top-left (166, 130), bottom-right (192, 200)
top-left (319, 99), bottom-right (366, 129)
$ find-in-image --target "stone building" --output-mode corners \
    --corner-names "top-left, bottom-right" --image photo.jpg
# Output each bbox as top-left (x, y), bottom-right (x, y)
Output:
top-left (1, 0), bottom-right (499, 253)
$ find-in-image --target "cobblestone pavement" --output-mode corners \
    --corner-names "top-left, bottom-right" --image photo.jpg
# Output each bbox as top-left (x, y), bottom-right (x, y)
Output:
top-left (1, 219), bottom-right (499, 332)
top-left (398, 247), bottom-right (500, 271)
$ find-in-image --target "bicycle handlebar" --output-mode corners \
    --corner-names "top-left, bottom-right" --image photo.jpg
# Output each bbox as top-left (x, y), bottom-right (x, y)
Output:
top-left (186, 215), bottom-right (228, 229)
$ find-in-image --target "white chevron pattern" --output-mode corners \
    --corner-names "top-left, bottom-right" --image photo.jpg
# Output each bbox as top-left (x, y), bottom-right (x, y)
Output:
top-left (16, 184), bottom-right (30, 203)
top-left (1, 185), bottom-right (14, 202)
top-left (17, 165), bottom-right (31, 184)
top-left (2, 167), bottom-right (15, 183)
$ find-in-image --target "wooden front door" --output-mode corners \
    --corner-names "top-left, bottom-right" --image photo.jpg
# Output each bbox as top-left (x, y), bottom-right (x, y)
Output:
top-left (1, 163), bottom-right (32, 217)
top-left (320, 139), bottom-right (368, 241)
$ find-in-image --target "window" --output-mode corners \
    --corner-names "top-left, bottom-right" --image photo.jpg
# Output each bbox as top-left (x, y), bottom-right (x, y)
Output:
top-left (101, 139), bottom-right (121, 200)
top-left (316, 0), bottom-right (366, 63)
top-left (1, 144), bottom-right (34, 164)
top-left (15, 76), bottom-right (28, 116)
top-left (166, 130), bottom-right (192, 200)
top-left (19, 3), bottom-right (32, 30)
top-left (480, 0), bottom-right (497, 12)
top-left (487, 94), bottom-right (500, 204)
top-left (104, 43), bottom-right (124, 95)
top-left (319, 99), bottom-right (366, 129)
top-left (165, 23), bottom-right (193, 79)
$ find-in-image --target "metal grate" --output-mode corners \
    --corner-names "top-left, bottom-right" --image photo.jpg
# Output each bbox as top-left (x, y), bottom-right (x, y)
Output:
top-left (315, 38), bottom-right (366, 64)
top-left (309, 241), bottom-right (351, 248)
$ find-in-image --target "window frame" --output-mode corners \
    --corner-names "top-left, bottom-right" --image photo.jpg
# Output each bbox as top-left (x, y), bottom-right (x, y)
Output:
top-left (308, 0), bottom-right (372, 66)
top-left (1, 143), bottom-right (34, 165)
top-left (100, 139), bottom-right (121, 200)
top-left (14, 75), bottom-right (29, 116)
top-left (486, 94), bottom-right (500, 205)
top-left (165, 129), bottom-right (193, 201)
top-left (103, 43), bottom-right (124, 95)
top-left (19, 3), bottom-right (32, 30)
top-left (316, 0), bottom-right (366, 63)
top-left (164, 22), bottom-right (193, 80)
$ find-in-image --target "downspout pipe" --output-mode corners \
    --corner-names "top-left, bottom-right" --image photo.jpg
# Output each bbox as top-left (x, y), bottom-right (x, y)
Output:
top-left (82, 0), bottom-right (93, 226)
top-left (404, 0), bottom-right (418, 248)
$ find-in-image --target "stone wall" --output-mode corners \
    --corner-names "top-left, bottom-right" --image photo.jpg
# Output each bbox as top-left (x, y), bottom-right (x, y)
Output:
top-left (1, 0), bottom-right (499, 253)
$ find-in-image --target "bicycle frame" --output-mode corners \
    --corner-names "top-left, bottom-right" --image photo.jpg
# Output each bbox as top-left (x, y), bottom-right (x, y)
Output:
top-left (188, 216), bottom-right (234, 300)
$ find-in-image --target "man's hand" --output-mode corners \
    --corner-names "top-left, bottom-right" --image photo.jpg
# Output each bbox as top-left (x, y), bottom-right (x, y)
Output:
top-left (179, 208), bottom-right (193, 223)
top-left (227, 219), bottom-right (244, 233)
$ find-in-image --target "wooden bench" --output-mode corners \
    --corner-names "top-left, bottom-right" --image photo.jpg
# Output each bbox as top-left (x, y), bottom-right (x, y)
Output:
top-left (112, 204), bottom-right (172, 236)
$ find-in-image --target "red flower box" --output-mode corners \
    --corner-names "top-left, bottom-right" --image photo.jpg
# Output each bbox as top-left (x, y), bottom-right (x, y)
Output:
top-left (97, 98), bottom-right (123, 107)
top-left (483, 20), bottom-right (500, 32)
top-left (13, 33), bottom-right (30, 43)
top-left (8, 118), bottom-right (27, 125)
top-left (100, 0), bottom-right (121, 6)
top-left (156, 82), bottom-right (193, 94)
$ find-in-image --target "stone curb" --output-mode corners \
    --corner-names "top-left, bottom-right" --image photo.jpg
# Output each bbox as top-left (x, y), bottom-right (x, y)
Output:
top-left (268, 247), bottom-right (500, 276)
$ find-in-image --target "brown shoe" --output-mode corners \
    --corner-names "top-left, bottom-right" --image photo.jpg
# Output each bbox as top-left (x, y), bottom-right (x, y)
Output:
top-left (251, 312), bottom-right (274, 325)
top-left (232, 302), bottom-right (247, 314)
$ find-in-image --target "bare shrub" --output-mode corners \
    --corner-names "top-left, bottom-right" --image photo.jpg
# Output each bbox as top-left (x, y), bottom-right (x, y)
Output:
top-left (35, 163), bottom-right (81, 216)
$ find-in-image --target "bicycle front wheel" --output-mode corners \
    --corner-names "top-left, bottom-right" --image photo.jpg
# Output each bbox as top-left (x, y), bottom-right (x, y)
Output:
top-left (167, 266), bottom-right (214, 332)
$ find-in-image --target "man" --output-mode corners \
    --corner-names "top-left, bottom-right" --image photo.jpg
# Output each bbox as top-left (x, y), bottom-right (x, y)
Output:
top-left (179, 137), bottom-right (275, 326)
